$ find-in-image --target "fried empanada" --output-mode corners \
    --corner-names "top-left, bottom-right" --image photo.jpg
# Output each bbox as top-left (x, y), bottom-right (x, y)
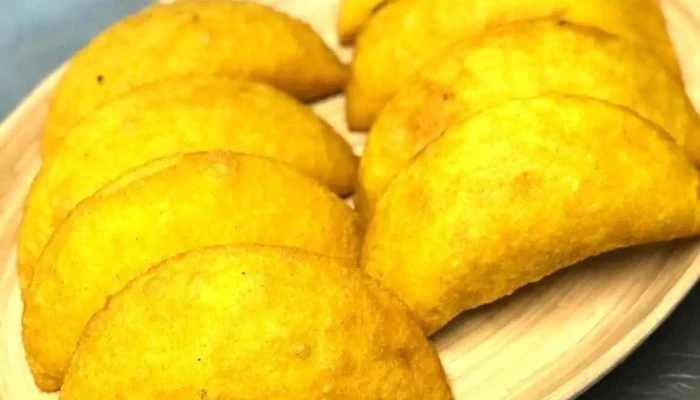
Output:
top-left (362, 95), bottom-right (700, 334)
top-left (347, 0), bottom-right (678, 130)
top-left (18, 76), bottom-right (356, 291)
top-left (356, 20), bottom-right (700, 224)
top-left (43, 0), bottom-right (348, 156)
top-left (60, 245), bottom-right (453, 400)
top-left (23, 152), bottom-right (360, 391)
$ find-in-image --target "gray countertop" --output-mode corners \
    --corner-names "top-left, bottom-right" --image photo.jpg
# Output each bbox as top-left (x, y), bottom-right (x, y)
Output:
top-left (1, 1), bottom-right (699, 398)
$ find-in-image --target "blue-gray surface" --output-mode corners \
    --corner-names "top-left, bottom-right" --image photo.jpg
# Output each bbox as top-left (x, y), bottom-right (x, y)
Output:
top-left (0, 0), bottom-right (149, 115)
top-left (1, 1), bottom-right (700, 399)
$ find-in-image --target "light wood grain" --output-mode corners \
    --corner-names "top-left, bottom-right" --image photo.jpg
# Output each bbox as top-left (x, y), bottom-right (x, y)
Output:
top-left (2, 0), bottom-right (700, 399)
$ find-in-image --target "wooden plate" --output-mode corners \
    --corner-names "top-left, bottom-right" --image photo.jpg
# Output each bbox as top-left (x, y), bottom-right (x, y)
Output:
top-left (2, 0), bottom-right (700, 399)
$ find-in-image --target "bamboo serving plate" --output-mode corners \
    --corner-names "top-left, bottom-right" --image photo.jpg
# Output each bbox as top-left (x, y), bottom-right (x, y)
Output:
top-left (2, 0), bottom-right (700, 399)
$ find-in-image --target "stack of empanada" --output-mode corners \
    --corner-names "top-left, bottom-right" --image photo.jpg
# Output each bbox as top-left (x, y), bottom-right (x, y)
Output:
top-left (343, 0), bottom-right (700, 334)
top-left (18, 1), bottom-right (453, 398)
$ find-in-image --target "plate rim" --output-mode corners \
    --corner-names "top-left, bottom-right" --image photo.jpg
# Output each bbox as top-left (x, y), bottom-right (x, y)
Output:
top-left (556, 244), bottom-right (700, 399)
